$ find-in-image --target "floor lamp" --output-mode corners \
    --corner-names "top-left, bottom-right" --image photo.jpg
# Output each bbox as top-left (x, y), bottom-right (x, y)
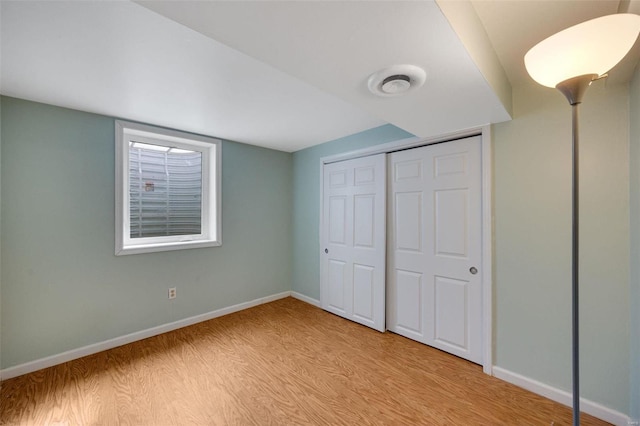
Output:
top-left (524, 13), bottom-right (640, 426)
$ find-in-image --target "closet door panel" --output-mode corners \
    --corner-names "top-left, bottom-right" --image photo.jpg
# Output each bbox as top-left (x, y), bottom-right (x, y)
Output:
top-left (321, 153), bottom-right (386, 332)
top-left (388, 136), bottom-right (483, 364)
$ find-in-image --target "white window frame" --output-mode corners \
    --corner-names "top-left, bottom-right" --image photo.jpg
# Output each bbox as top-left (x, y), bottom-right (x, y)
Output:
top-left (115, 120), bottom-right (221, 255)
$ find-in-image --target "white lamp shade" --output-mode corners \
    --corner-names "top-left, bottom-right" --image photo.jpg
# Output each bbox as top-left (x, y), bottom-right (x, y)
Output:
top-left (525, 13), bottom-right (640, 88)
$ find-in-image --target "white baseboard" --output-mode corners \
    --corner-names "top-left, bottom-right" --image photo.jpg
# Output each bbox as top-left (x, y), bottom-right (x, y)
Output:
top-left (492, 366), bottom-right (630, 426)
top-left (0, 291), bottom-right (291, 381)
top-left (290, 291), bottom-right (321, 307)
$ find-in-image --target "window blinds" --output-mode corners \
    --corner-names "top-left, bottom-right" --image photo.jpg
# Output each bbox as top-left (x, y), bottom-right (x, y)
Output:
top-left (129, 147), bottom-right (202, 238)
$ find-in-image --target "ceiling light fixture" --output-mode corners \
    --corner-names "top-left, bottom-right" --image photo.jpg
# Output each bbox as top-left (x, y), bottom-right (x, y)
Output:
top-left (368, 65), bottom-right (426, 97)
top-left (381, 75), bottom-right (411, 95)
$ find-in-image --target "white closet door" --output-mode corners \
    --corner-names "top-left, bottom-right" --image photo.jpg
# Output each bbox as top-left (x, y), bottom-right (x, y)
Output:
top-left (321, 154), bottom-right (386, 332)
top-left (387, 136), bottom-right (482, 363)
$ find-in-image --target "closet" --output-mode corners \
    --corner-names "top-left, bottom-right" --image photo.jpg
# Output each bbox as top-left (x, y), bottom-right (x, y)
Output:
top-left (320, 135), bottom-right (483, 364)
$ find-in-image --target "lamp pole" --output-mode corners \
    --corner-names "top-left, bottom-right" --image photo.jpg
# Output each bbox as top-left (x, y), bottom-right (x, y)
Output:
top-left (555, 73), bottom-right (597, 426)
top-left (571, 99), bottom-right (580, 426)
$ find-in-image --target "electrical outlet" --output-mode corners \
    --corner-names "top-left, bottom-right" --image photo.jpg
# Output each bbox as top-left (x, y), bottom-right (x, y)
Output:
top-left (168, 287), bottom-right (176, 299)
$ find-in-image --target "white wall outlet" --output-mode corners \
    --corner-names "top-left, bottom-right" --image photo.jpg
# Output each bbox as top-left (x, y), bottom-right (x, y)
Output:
top-left (168, 287), bottom-right (176, 299)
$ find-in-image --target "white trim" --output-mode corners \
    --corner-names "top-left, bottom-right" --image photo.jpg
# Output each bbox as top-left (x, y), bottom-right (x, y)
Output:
top-left (318, 126), bottom-right (492, 374)
top-left (291, 291), bottom-right (321, 307)
top-left (116, 238), bottom-right (221, 256)
top-left (493, 366), bottom-right (630, 426)
top-left (0, 291), bottom-right (291, 381)
top-left (480, 125), bottom-right (493, 375)
top-left (319, 155), bottom-right (326, 310)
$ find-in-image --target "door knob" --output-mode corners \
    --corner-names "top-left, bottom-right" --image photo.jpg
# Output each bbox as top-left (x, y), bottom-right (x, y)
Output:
top-left (469, 267), bottom-right (478, 275)
top-left (325, 248), bottom-right (328, 254)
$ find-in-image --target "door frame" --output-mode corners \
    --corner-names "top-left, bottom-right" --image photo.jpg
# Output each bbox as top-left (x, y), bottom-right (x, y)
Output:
top-left (319, 126), bottom-right (493, 375)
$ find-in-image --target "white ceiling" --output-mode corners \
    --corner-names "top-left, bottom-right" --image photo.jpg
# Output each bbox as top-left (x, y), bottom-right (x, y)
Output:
top-left (2, 1), bottom-right (639, 152)
top-left (0, 1), bottom-right (383, 152)
top-left (136, 1), bottom-right (511, 141)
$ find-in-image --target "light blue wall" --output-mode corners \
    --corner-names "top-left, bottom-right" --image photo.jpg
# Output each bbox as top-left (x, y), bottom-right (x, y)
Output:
top-left (291, 125), bottom-right (413, 299)
top-left (493, 82), bottom-right (630, 414)
top-left (0, 96), bottom-right (292, 369)
top-left (630, 65), bottom-right (640, 421)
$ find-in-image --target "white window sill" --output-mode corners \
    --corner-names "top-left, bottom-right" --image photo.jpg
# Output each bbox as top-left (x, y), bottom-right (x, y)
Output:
top-left (115, 239), bottom-right (221, 256)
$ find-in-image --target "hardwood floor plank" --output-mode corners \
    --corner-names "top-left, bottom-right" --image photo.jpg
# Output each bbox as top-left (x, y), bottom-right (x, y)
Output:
top-left (1, 297), bottom-right (609, 425)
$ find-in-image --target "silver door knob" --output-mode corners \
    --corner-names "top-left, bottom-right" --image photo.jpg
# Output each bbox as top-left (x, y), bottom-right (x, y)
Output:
top-left (469, 267), bottom-right (478, 275)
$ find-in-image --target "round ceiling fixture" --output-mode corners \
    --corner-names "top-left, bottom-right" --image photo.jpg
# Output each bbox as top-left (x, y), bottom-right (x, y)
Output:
top-left (368, 65), bottom-right (426, 97)
top-left (381, 75), bottom-right (411, 94)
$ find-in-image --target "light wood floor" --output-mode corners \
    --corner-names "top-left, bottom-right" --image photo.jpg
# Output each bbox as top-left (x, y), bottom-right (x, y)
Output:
top-left (1, 297), bottom-right (608, 425)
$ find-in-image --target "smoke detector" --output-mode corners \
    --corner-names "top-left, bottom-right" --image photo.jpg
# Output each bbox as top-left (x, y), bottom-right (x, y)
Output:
top-left (368, 65), bottom-right (426, 97)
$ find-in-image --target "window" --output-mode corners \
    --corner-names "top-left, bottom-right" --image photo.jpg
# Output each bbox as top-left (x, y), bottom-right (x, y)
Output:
top-left (115, 120), bottom-right (221, 255)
